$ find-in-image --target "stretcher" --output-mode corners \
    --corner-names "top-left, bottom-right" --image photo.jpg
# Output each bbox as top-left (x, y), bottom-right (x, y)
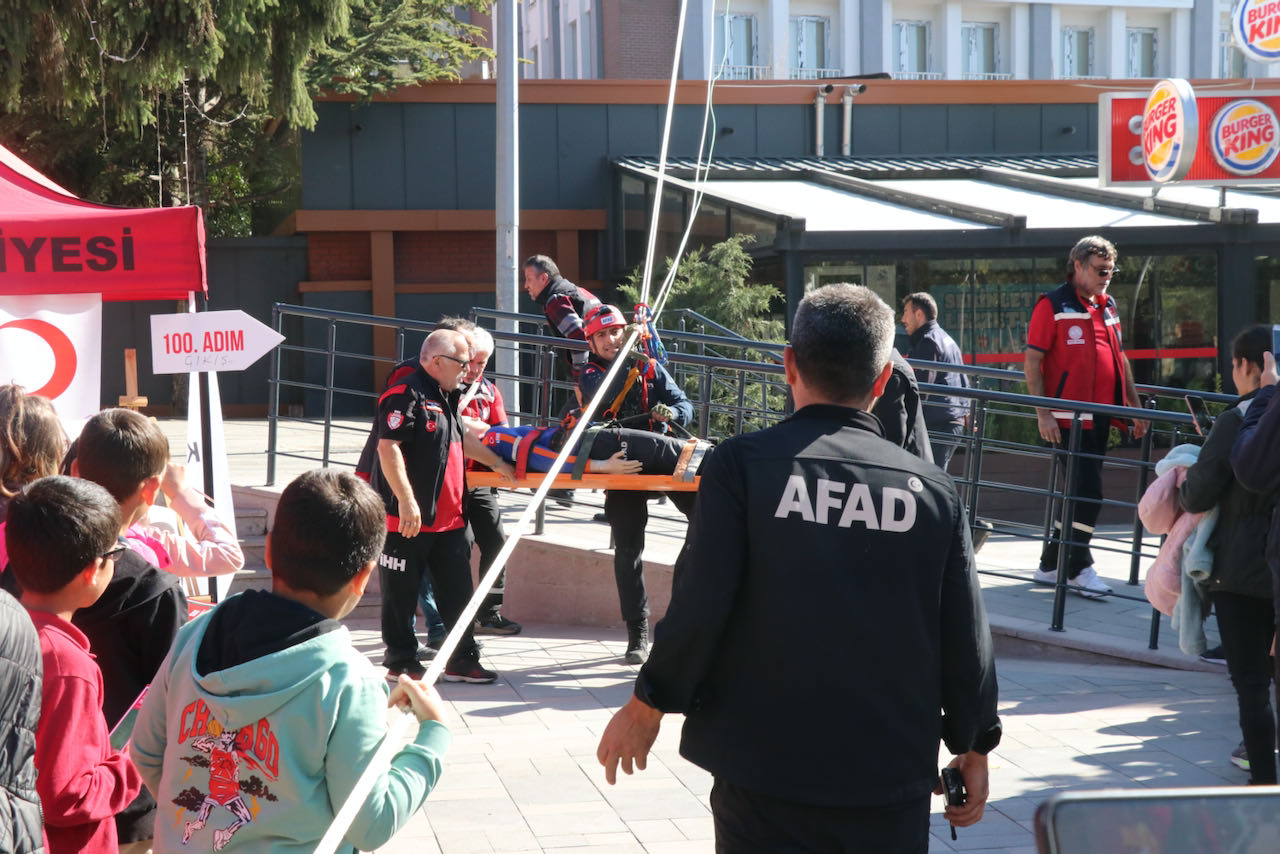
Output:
top-left (468, 431), bottom-right (708, 492)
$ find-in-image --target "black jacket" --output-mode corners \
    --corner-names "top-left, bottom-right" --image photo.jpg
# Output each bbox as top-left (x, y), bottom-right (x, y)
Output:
top-left (1231, 384), bottom-right (1280, 617)
top-left (1181, 393), bottom-right (1278, 599)
top-left (872, 349), bottom-right (934, 462)
top-left (0, 588), bottom-right (43, 854)
top-left (907, 320), bottom-right (969, 428)
top-left (72, 549), bottom-right (188, 843)
top-left (635, 405), bottom-right (1000, 807)
top-left (359, 364), bottom-right (463, 527)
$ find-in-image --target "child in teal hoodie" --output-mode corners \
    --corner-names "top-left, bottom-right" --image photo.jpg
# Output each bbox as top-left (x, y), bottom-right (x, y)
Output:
top-left (131, 469), bottom-right (451, 852)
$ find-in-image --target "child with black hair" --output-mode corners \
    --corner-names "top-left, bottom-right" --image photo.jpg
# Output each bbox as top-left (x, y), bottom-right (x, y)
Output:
top-left (66, 407), bottom-right (189, 850)
top-left (7, 476), bottom-right (143, 853)
top-left (131, 469), bottom-right (451, 852)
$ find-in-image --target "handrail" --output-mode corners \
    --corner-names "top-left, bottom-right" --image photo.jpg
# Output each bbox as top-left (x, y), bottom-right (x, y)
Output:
top-left (267, 302), bottom-right (1212, 651)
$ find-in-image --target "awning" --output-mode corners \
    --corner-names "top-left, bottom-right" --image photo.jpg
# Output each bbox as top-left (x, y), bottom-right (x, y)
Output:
top-left (0, 144), bottom-right (207, 301)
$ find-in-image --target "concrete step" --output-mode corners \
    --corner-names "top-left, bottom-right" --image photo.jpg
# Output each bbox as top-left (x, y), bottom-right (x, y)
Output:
top-left (235, 507), bottom-right (268, 537)
top-left (239, 534), bottom-right (266, 570)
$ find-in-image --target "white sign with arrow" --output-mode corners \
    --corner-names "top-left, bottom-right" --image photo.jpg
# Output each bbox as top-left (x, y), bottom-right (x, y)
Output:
top-left (150, 309), bottom-right (284, 374)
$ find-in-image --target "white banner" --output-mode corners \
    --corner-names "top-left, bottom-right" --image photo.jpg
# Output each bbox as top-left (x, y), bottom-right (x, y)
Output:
top-left (0, 293), bottom-right (102, 423)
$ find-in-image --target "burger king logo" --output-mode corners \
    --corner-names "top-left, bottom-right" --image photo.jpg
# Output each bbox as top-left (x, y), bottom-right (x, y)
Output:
top-left (1211, 99), bottom-right (1280, 175)
top-left (1234, 0), bottom-right (1280, 62)
top-left (1141, 79), bottom-right (1198, 183)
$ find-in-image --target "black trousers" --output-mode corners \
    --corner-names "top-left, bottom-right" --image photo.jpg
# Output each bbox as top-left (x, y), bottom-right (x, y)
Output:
top-left (710, 779), bottom-right (931, 854)
top-left (379, 527), bottom-right (478, 669)
top-left (465, 487), bottom-right (508, 613)
top-left (604, 487), bottom-right (696, 624)
top-left (1213, 590), bottom-right (1277, 784)
top-left (929, 421), bottom-right (965, 472)
top-left (1039, 419), bottom-right (1111, 578)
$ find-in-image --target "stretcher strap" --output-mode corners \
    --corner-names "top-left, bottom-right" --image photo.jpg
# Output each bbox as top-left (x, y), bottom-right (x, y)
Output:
top-left (672, 438), bottom-right (699, 482)
top-left (674, 439), bottom-right (711, 482)
top-left (571, 428), bottom-right (602, 479)
top-left (514, 428), bottom-right (548, 481)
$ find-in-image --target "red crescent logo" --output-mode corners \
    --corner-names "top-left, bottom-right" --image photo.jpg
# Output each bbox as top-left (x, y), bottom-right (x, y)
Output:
top-left (0, 318), bottom-right (78, 400)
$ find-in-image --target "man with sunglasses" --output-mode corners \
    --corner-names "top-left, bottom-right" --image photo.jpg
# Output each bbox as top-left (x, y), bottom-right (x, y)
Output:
top-left (364, 329), bottom-right (515, 684)
top-left (1024, 235), bottom-right (1148, 599)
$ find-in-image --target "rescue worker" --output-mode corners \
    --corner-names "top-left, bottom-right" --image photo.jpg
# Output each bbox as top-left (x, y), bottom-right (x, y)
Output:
top-left (578, 304), bottom-right (693, 664)
top-left (596, 283), bottom-right (1001, 852)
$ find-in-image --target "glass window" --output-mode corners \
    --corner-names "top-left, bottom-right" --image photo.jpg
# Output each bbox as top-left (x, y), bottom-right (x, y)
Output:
top-left (727, 207), bottom-right (777, 249)
top-left (1219, 29), bottom-right (1246, 78)
top-left (789, 16), bottom-right (831, 76)
top-left (1062, 27), bottom-right (1095, 78)
top-left (1126, 28), bottom-right (1157, 77)
top-left (620, 174), bottom-right (649, 271)
top-left (962, 22), bottom-right (998, 76)
top-left (894, 21), bottom-right (931, 74)
top-left (527, 45), bottom-right (539, 79)
top-left (714, 13), bottom-right (759, 77)
top-left (690, 198), bottom-right (728, 247)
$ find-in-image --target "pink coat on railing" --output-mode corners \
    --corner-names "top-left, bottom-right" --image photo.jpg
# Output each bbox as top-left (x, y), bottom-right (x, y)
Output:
top-left (1138, 465), bottom-right (1203, 616)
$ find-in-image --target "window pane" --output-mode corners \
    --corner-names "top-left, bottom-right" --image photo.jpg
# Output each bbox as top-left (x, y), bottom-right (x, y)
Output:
top-left (789, 19), bottom-right (801, 69)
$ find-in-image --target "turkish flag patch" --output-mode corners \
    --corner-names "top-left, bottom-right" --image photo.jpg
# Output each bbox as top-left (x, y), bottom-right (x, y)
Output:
top-left (426, 418), bottom-right (437, 432)
top-left (387, 411), bottom-right (404, 429)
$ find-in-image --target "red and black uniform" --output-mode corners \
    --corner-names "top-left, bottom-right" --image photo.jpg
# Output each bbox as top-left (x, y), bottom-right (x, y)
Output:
top-left (366, 363), bottom-right (480, 672)
top-left (534, 275), bottom-right (601, 377)
top-left (461, 377), bottom-right (510, 619)
top-left (1027, 280), bottom-right (1131, 576)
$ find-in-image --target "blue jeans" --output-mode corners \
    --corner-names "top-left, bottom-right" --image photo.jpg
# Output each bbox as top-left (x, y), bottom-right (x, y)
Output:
top-left (417, 569), bottom-right (447, 644)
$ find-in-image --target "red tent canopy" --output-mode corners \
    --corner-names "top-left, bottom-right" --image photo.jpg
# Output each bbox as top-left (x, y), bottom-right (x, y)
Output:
top-left (0, 143), bottom-right (206, 301)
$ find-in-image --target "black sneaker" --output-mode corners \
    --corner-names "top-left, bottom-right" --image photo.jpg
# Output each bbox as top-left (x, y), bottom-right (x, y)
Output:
top-left (443, 660), bottom-right (499, 683)
top-left (475, 612), bottom-right (522, 635)
top-left (415, 645), bottom-right (438, 662)
top-left (386, 661), bottom-right (427, 683)
top-left (547, 488), bottom-right (574, 508)
top-left (1200, 646), bottom-right (1228, 666)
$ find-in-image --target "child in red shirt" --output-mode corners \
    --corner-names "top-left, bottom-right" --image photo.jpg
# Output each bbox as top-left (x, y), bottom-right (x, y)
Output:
top-left (5, 475), bottom-right (143, 853)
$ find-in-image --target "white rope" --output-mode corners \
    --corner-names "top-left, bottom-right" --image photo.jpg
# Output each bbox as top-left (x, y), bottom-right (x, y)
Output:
top-left (316, 2), bottom-right (714, 849)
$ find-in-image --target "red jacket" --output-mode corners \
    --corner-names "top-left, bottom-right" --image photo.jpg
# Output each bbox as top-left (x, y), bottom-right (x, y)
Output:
top-left (1029, 281), bottom-right (1130, 430)
top-left (29, 610), bottom-right (142, 854)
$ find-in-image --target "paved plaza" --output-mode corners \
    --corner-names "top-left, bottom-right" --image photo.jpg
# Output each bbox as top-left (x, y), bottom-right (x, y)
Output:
top-left (161, 418), bottom-right (1253, 853)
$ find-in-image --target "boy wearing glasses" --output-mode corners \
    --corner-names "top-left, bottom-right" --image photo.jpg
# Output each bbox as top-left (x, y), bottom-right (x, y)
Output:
top-left (6, 476), bottom-right (143, 853)
top-left (364, 329), bottom-right (514, 684)
top-left (1024, 235), bottom-right (1148, 599)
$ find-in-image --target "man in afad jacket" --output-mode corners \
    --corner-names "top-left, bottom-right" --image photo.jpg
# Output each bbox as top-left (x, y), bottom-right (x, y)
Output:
top-left (596, 283), bottom-right (1001, 853)
top-left (1024, 235), bottom-right (1148, 599)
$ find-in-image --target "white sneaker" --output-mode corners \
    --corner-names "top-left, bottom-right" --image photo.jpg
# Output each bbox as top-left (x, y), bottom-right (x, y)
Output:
top-left (1033, 567), bottom-right (1058, 584)
top-left (1072, 566), bottom-right (1112, 599)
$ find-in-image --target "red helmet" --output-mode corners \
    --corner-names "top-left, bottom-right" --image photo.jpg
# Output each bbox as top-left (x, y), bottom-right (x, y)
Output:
top-left (583, 304), bottom-right (627, 339)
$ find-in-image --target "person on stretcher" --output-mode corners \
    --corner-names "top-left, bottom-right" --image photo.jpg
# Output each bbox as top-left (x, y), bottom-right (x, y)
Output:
top-left (480, 424), bottom-right (714, 479)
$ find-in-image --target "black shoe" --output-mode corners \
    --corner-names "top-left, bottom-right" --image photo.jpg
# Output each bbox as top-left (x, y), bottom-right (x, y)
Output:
top-left (443, 659), bottom-right (499, 683)
top-left (475, 612), bottom-right (522, 635)
top-left (1200, 645), bottom-right (1227, 666)
top-left (625, 619), bottom-right (649, 665)
top-left (548, 488), bottom-right (574, 508)
top-left (593, 512), bottom-right (609, 524)
top-left (386, 661), bottom-right (427, 683)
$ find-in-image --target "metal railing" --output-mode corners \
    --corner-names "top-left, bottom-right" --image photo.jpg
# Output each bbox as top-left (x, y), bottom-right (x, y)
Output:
top-left (266, 303), bottom-right (1226, 649)
top-left (720, 64), bottom-right (772, 80)
top-left (895, 70), bottom-right (944, 80)
top-left (788, 67), bottom-right (845, 80)
top-left (962, 71), bottom-right (1013, 80)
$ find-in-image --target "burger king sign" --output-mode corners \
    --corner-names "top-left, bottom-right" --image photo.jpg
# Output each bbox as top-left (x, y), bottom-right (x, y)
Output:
top-left (1234, 0), bottom-right (1280, 62)
top-left (1211, 99), bottom-right (1280, 175)
top-left (1141, 79), bottom-right (1198, 183)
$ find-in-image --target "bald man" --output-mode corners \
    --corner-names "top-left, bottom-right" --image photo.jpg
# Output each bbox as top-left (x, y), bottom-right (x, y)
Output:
top-left (365, 329), bottom-right (514, 684)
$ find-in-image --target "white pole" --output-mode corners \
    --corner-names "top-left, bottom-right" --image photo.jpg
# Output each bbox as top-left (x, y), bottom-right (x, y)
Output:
top-left (495, 0), bottom-right (520, 421)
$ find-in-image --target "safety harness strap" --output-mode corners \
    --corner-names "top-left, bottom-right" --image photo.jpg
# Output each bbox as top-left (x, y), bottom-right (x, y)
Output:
top-left (571, 428), bottom-right (603, 479)
top-left (514, 428), bottom-right (548, 481)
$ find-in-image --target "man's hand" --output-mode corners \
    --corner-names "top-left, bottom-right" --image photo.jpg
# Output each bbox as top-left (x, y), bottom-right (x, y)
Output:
top-left (933, 751), bottom-right (989, 828)
top-left (398, 497), bottom-right (422, 537)
top-left (491, 459), bottom-right (517, 483)
top-left (1264, 350), bottom-right (1279, 387)
top-left (597, 695), bottom-right (663, 785)
top-left (1036, 409), bottom-right (1061, 444)
top-left (1132, 419), bottom-right (1150, 439)
top-left (388, 675), bottom-right (451, 725)
top-left (591, 452), bottom-right (643, 475)
top-left (650, 403), bottom-right (676, 423)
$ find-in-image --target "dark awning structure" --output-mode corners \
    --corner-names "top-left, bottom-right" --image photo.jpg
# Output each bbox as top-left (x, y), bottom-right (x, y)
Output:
top-left (611, 154), bottom-right (1280, 387)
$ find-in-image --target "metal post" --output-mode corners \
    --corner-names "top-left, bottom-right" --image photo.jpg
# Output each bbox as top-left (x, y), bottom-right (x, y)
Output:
top-left (1050, 415), bottom-right (1085, 632)
top-left (964, 398), bottom-right (988, 516)
top-left (1128, 403), bottom-right (1158, 587)
top-left (267, 304), bottom-right (282, 487)
top-left (494, 0), bottom-right (520, 420)
top-left (323, 321), bottom-right (337, 468)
